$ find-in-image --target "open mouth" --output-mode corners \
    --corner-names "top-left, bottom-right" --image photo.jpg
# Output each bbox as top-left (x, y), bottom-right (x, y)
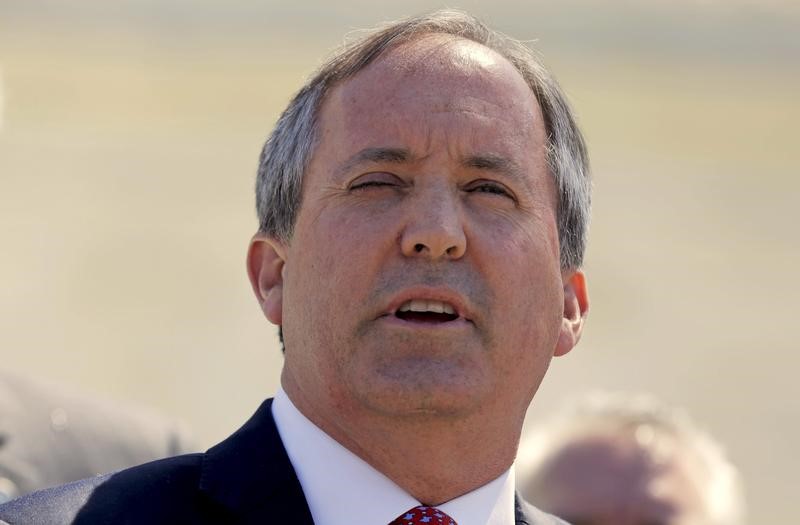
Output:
top-left (394, 299), bottom-right (460, 323)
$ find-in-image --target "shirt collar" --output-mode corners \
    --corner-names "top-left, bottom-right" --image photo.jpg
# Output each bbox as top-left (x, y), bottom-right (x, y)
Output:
top-left (272, 387), bottom-right (516, 525)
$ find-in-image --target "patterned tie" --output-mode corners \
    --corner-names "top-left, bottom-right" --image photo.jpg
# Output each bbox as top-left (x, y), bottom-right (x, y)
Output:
top-left (388, 505), bottom-right (458, 525)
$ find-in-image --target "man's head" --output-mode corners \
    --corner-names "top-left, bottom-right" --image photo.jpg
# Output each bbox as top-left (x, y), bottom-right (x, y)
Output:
top-left (517, 392), bottom-right (746, 525)
top-left (254, 10), bottom-right (590, 271)
top-left (247, 10), bottom-right (590, 447)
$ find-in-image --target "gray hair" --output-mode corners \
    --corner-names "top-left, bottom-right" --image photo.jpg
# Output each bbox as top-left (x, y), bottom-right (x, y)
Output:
top-left (256, 9), bottom-right (591, 269)
top-left (517, 391), bottom-right (746, 525)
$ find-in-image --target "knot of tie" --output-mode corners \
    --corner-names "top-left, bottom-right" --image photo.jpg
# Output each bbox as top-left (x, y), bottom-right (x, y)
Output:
top-left (388, 505), bottom-right (458, 525)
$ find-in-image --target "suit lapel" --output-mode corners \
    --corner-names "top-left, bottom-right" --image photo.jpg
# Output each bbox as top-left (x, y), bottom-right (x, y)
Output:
top-left (198, 398), bottom-right (314, 524)
top-left (515, 494), bottom-right (531, 525)
top-left (515, 492), bottom-right (567, 525)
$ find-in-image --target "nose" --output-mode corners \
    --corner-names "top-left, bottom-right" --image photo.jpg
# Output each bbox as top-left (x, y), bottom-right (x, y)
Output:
top-left (400, 191), bottom-right (467, 260)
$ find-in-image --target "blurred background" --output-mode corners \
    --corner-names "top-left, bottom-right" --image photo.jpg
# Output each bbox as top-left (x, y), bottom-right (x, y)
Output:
top-left (1, 0), bottom-right (797, 521)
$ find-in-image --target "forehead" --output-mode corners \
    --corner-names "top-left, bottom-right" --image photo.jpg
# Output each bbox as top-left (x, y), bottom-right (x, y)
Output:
top-left (318, 36), bottom-right (546, 157)
top-left (341, 35), bottom-right (532, 98)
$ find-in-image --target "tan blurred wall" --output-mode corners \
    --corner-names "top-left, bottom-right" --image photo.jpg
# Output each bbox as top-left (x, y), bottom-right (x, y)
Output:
top-left (1, 1), bottom-right (797, 522)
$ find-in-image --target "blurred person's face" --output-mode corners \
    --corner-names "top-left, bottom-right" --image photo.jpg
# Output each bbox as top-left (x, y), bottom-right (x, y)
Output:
top-left (523, 431), bottom-right (711, 525)
top-left (248, 36), bottom-right (588, 427)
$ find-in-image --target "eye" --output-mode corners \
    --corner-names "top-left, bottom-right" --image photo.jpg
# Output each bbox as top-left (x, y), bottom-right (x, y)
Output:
top-left (465, 179), bottom-right (515, 199)
top-left (349, 172), bottom-right (403, 191)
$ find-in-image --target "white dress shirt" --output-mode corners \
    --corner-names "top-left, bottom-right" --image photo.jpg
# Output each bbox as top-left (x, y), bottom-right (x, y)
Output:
top-left (272, 387), bottom-right (516, 525)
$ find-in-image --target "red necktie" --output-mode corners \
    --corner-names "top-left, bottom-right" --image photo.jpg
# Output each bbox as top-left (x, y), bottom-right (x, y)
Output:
top-left (388, 505), bottom-right (458, 525)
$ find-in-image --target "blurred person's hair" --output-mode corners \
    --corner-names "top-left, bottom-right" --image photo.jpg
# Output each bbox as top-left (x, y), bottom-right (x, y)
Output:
top-left (254, 9), bottom-right (591, 270)
top-left (517, 391), bottom-right (746, 525)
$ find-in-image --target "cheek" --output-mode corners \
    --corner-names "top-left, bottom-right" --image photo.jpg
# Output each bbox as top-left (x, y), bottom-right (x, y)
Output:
top-left (476, 211), bottom-right (561, 289)
top-left (323, 203), bottom-right (405, 267)
top-left (476, 222), bottom-right (564, 345)
top-left (289, 207), bottom-right (396, 319)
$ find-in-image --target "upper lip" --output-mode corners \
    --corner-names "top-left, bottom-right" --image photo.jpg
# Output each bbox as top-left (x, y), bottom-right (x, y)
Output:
top-left (381, 287), bottom-right (475, 321)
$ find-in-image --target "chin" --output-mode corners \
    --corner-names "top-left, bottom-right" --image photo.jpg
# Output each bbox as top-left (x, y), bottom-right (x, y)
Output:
top-left (360, 390), bottom-right (486, 420)
top-left (345, 356), bottom-right (493, 419)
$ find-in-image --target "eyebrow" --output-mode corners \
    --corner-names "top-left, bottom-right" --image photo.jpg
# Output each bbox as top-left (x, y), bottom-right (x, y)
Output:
top-left (336, 147), bottom-right (524, 182)
top-left (336, 147), bottom-right (411, 179)
top-left (461, 154), bottom-right (523, 181)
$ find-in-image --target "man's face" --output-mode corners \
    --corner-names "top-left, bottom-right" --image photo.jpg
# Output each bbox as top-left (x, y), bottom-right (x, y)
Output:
top-left (253, 37), bottom-right (586, 426)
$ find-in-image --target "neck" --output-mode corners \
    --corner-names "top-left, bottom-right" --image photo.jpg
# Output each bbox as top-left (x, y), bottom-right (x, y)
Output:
top-left (282, 372), bottom-right (524, 505)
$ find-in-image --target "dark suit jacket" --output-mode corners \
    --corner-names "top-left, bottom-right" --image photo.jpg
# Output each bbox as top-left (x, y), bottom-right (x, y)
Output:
top-left (0, 398), bottom-right (567, 525)
top-left (0, 371), bottom-right (195, 503)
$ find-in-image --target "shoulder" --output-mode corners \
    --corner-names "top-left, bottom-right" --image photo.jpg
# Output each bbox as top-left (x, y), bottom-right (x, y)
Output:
top-left (0, 472), bottom-right (111, 525)
top-left (0, 398), bottom-right (303, 524)
top-left (0, 370), bottom-right (195, 457)
top-left (0, 371), bottom-right (196, 500)
top-left (0, 453), bottom-right (226, 525)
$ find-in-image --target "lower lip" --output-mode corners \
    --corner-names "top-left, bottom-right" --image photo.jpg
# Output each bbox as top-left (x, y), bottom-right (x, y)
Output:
top-left (378, 314), bottom-right (474, 331)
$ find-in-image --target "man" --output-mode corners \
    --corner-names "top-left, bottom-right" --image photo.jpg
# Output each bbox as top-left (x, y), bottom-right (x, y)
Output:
top-left (0, 9), bottom-right (590, 524)
top-left (0, 370), bottom-right (195, 504)
top-left (516, 392), bottom-right (746, 525)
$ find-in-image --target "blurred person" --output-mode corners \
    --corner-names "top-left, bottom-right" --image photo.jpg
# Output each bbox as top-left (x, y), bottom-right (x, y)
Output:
top-left (0, 369), bottom-right (196, 504)
top-left (0, 9), bottom-right (591, 524)
top-left (0, 75), bottom-right (194, 504)
top-left (516, 392), bottom-right (746, 525)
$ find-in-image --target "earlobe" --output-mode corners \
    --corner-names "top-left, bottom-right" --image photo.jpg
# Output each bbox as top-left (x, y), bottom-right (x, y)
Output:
top-left (246, 233), bottom-right (287, 326)
top-left (554, 270), bottom-right (589, 357)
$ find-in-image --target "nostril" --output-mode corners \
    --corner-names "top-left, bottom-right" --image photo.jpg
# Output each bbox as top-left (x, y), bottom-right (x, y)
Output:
top-left (414, 243), bottom-right (425, 253)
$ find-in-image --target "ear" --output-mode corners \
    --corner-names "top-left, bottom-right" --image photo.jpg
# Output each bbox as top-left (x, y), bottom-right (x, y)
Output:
top-left (554, 269), bottom-right (589, 357)
top-left (246, 233), bottom-right (287, 326)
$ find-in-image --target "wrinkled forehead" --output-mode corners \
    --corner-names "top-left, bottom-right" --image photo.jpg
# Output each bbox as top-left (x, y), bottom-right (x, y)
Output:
top-left (321, 35), bottom-right (546, 152)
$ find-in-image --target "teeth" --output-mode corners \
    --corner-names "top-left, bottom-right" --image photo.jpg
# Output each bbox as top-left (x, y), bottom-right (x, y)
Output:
top-left (428, 301), bottom-right (444, 314)
top-left (398, 299), bottom-right (457, 315)
top-left (410, 300), bottom-right (427, 312)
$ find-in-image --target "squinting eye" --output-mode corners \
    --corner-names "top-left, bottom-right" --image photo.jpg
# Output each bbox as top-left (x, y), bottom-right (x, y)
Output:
top-left (351, 180), bottom-right (394, 190)
top-left (349, 173), bottom-right (402, 190)
top-left (467, 181), bottom-right (513, 198)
